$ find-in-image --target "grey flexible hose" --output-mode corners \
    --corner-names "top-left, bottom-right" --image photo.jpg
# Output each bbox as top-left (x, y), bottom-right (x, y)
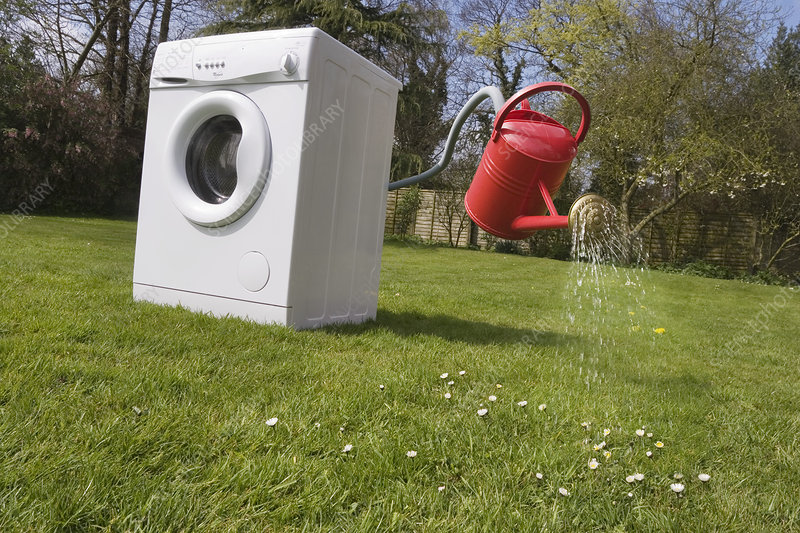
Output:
top-left (387, 86), bottom-right (506, 191)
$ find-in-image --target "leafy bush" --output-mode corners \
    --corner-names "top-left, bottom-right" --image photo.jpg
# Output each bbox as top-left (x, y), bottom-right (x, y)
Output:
top-left (526, 228), bottom-right (571, 260)
top-left (737, 270), bottom-right (795, 286)
top-left (494, 239), bottom-right (522, 255)
top-left (395, 186), bottom-right (422, 236)
top-left (652, 261), bottom-right (797, 286)
top-left (680, 261), bottom-right (734, 280)
top-left (1, 50), bottom-right (140, 215)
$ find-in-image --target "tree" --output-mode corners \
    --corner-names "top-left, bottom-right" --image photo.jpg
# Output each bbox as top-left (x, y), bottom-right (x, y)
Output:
top-left (13, 0), bottom-right (207, 129)
top-left (456, 0), bottom-right (534, 99)
top-left (1, 0), bottom-right (207, 214)
top-left (742, 23), bottom-right (800, 272)
top-left (434, 157), bottom-right (474, 247)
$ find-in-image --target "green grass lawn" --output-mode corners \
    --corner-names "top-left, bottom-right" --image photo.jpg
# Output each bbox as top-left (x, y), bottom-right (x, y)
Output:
top-left (1, 215), bottom-right (798, 532)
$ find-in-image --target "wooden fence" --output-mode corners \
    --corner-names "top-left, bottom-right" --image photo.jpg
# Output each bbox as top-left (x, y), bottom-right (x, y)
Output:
top-left (385, 187), bottom-right (761, 271)
top-left (631, 208), bottom-right (758, 271)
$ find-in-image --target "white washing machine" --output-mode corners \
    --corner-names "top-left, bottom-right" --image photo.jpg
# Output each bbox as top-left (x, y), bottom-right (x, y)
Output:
top-left (132, 28), bottom-right (401, 329)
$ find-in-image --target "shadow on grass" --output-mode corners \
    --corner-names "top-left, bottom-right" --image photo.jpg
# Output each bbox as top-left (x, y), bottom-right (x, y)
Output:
top-left (326, 310), bottom-right (573, 346)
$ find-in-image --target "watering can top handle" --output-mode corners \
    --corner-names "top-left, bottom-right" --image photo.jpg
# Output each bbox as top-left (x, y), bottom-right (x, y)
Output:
top-left (492, 82), bottom-right (591, 144)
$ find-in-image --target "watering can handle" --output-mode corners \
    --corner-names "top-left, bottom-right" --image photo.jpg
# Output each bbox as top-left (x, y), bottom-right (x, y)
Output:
top-left (491, 82), bottom-right (591, 144)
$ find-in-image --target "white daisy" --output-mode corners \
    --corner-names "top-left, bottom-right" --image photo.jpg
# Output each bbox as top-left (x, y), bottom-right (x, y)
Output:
top-left (440, 373), bottom-right (449, 379)
top-left (266, 417), bottom-right (278, 427)
top-left (670, 483), bottom-right (685, 494)
top-left (646, 432), bottom-right (653, 438)
top-left (627, 492), bottom-right (634, 498)
top-left (634, 473), bottom-right (644, 481)
top-left (581, 421), bottom-right (590, 429)
top-left (646, 451), bottom-right (653, 458)
top-left (444, 392), bottom-right (451, 399)
top-left (496, 384), bottom-right (503, 389)
top-left (698, 473), bottom-right (711, 482)
top-left (535, 472), bottom-right (543, 480)
top-left (625, 475), bottom-right (635, 483)
top-left (636, 429), bottom-right (645, 437)
top-left (459, 370), bottom-right (466, 376)
top-left (604, 428), bottom-right (611, 436)
top-left (342, 444), bottom-right (353, 453)
top-left (588, 458), bottom-right (599, 470)
top-left (558, 487), bottom-right (570, 497)
top-left (477, 408), bottom-right (488, 417)
top-left (406, 450), bottom-right (417, 458)
top-left (438, 485), bottom-right (445, 492)
top-left (603, 450), bottom-right (611, 459)
top-left (488, 395), bottom-right (497, 402)
top-left (673, 473), bottom-right (684, 480)
top-left (448, 380), bottom-right (454, 385)
top-left (538, 403), bottom-right (547, 411)
top-left (517, 400), bottom-right (528, 407)
top-left (655, 441), bottom-right (664, 448)
top-left (379, 384), bottom-right (385, 390)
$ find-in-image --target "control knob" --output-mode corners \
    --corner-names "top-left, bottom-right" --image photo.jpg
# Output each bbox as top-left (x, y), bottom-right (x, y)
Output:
top-left (279, 52), bottom-right (299, 76)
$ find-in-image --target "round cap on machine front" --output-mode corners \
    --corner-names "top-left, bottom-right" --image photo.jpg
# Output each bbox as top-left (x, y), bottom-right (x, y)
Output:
top-left (238, 252), bottom-right (270, 292)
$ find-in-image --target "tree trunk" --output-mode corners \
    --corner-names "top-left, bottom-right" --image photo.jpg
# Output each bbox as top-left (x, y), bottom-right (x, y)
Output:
top-left (103, 1), bottom-right (119, 101)
top-left (69, 9), bottom-right (114, 81)
top-left (130, 0), bottom-right (160, 127)
top-left (159, 0), bottom-right (172, 43)
top-left (115, 0), bottom-right (131, 125)
top-left (766, 230), bottom-right (800, 270)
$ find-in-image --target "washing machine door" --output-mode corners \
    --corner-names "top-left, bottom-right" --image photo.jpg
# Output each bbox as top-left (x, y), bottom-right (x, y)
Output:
top-left (167, 90), bottom-right (271, 227)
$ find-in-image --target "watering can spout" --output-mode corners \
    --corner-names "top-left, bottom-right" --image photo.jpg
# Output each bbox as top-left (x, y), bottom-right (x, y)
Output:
top-left (567, 194), bottom-right (615, 234)
top-left (508, 188), bottom-right (614, 235)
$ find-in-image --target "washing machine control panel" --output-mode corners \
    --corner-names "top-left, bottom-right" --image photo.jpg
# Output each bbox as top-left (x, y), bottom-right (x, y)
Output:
top-left (191, 40), bottom-right (310, 83)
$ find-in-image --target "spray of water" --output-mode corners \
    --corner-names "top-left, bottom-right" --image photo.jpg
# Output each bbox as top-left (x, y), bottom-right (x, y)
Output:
top-left (563, 195), bottom-right (653, 390)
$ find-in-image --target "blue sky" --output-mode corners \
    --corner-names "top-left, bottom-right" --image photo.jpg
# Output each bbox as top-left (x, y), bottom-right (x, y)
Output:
top-left (781, 0), bottom-right (800, 27)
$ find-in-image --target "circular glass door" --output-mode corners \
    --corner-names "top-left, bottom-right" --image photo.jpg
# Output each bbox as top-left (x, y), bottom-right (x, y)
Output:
top-left (167, 90), bottom-right (271, 227)
top-left (186, 115), bottom-right (242, 204)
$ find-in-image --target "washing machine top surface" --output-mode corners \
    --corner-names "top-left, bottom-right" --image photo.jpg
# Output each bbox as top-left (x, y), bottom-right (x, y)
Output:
top-left (150, 27), bottom-right (401, 90)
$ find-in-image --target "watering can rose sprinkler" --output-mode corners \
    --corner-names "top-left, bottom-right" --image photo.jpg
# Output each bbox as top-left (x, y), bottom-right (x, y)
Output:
top-left (388, 82), bottom-right (613, 238)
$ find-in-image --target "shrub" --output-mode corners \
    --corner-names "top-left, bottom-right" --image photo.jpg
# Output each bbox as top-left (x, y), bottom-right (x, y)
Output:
top-left (494, 239), bottom-right (522, 255)
top-left (1, 75), bottom-right (139, 215)
top-left (395, 185), bottom-right (422, 236)
top-left (737, 270), bottom-right (794, 286)
top-left (680, 261), bottom-right (734, 280)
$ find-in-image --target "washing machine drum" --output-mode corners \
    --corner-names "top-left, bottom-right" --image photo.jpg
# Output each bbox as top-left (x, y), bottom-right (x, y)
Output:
top-left (167, 90), bottom-right (271, 227)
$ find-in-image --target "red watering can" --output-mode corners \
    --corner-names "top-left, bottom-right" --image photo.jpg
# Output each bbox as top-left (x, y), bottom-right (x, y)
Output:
top-left (464, 82), bottom-right (591, 240)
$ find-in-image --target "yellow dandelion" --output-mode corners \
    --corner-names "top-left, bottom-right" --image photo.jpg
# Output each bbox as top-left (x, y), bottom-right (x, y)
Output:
top-left (653, 328), bottom-right (666, 334)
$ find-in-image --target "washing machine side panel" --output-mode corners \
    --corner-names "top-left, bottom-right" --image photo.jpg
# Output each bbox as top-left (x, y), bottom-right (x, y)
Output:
top-left (322, 74), bottom-right (373, 320)
top-left (289, 59), bottom-right (349, 323)
top-left (289, 50), bottom-right (399, 329)
top-left (351, 87), bottom-right (396, 317)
